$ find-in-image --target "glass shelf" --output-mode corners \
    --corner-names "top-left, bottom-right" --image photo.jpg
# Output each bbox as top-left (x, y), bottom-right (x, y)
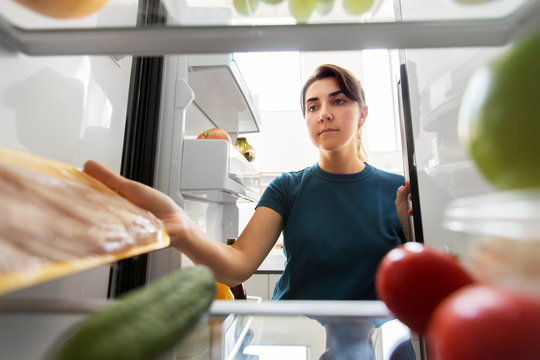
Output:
top-left (0, 0), bottom-right (538, 55)
top-left (0, 299), bottom-right (415, 360)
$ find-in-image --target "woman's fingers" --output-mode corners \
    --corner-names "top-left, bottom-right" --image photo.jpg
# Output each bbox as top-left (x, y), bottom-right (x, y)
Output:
top-left (83, 160), bottom-right (126, 194)
top-left (395, 181), bottom-right (410, 207)
top-left (83, 160), bottom-right (170, 213)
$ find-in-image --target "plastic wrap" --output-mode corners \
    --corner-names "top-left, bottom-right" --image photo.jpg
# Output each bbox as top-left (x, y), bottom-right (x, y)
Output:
top-left (0, 147), bottom-right (170, 295)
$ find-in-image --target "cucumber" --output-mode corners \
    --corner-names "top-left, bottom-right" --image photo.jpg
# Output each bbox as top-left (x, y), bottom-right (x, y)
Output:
top-left (54, 265), bottom-right (216, 360)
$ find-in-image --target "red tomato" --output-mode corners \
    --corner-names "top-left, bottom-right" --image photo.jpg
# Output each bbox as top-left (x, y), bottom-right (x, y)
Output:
top-left (375, 242), bottom-right (474, 335)
top-left (426, 285), bottom-right (540, 360)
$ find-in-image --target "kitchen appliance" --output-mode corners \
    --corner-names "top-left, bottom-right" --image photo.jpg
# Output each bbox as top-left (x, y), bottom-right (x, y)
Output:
top-left (1, 0), bottom-right (539, 359)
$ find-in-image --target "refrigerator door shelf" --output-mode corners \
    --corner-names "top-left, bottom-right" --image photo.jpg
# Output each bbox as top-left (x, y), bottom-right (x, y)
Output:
top-left (180, 139), bottom-right (260, 204)
top-left (187, 54), bottom-right (261, 135)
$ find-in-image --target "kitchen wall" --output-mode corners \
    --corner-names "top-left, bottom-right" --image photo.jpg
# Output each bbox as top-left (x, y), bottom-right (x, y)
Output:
top-left (234, 49), bottom-right (404, 175)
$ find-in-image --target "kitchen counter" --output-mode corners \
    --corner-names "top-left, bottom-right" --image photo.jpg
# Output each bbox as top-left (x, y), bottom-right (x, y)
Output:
top-left (255, 248), bottom-right (285, 274)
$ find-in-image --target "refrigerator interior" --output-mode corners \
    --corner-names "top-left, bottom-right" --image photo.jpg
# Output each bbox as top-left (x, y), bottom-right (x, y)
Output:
top-left (1, 0), bottom-right (539, 359)
top-left (0, 3), bottom-right (141, 360)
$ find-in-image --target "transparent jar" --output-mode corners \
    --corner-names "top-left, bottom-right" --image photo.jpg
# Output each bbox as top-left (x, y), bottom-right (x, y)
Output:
top-left (444, 189), bottom-right (540, 297)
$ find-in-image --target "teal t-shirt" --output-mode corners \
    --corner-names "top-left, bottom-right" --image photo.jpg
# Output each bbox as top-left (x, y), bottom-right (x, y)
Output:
top-left (256, 163), bottom-right (405, 301)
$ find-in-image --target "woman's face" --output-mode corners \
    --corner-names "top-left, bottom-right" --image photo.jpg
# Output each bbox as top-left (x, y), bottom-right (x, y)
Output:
top-left (304, 77), bottom-right (366, 156)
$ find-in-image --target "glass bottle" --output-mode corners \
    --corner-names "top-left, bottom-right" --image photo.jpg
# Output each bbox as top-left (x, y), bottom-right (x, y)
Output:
top-left (227, 238), bottom-right (247, 300)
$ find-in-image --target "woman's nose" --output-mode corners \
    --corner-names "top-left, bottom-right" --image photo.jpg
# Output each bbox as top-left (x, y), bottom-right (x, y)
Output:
top-left (319, 111), bottom-right (332, 121)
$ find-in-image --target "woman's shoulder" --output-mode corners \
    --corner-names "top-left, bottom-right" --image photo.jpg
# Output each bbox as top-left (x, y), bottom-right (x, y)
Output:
top-left (368, 164), bottom-right (405, 185)
top-left (274, 165), bottom-right (314, 182)
top-left (261, 166), bottom-right (313, 203)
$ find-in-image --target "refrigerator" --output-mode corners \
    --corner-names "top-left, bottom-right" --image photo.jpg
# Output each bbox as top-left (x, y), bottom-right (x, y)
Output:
top-left (0, 0), bottom-right (539, 359)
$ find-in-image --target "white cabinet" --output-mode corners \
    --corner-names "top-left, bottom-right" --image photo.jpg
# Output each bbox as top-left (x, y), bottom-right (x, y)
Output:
top-left (244, 273), bottom-right (281, 301)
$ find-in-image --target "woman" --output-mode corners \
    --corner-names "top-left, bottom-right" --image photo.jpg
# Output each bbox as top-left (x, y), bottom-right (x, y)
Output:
top-left (84, 64), bottom-right (411, 301)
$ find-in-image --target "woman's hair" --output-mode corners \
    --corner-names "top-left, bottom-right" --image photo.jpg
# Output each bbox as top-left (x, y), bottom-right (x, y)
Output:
top-left (300, 64), bottom-right (368, 162)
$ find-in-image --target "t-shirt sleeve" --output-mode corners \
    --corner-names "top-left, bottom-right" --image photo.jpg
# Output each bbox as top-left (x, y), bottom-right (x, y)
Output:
top-left (256, 173), bottom-right (289, 218)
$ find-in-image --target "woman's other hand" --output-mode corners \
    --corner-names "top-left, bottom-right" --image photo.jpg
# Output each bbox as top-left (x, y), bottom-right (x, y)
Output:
top-left (83, 160), bottom-right (192, 248)
top-left (395, 181), bottom-right (411, 242)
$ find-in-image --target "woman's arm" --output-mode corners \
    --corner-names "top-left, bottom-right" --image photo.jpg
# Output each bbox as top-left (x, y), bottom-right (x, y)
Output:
top-left (83, 160), bottom-right (282, 287)
top-left (395, 181), bottom-right (411, 242)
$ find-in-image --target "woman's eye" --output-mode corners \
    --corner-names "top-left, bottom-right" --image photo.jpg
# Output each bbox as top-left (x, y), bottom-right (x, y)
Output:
top-left (334, 98), bottom-right (346, 105)
top-left (308, 105), bottom-right (318, 112)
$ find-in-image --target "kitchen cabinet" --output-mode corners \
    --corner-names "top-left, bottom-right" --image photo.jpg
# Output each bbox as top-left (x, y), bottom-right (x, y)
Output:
top-left (244, 274), bottom-right (282, 301)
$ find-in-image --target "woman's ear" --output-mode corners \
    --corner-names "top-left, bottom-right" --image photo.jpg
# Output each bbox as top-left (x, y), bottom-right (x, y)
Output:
top-left (358, 106), bottom-right (368, 127)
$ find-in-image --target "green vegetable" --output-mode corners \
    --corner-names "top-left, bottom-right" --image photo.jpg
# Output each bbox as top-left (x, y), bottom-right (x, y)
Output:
top-left (316, 0), bottom-right (334, 15)
top-left (458, 31), bottom-right (540, 190)
top-left (54, 265), bottom-right (216, 360)
top-left (234, 0), bottom-right (260, 15)
top-left (289, 0), bottom-right (316, 23)
top-left (343, 0), bottom-right (375, 15)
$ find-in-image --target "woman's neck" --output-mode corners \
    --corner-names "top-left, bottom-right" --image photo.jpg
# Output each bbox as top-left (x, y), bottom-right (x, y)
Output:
top-left (318, 152), bottom-right (366, 174)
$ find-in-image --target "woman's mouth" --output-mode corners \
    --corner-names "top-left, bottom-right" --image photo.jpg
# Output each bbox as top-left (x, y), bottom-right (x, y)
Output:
top-left (319, 128), bottom-right (338, 135)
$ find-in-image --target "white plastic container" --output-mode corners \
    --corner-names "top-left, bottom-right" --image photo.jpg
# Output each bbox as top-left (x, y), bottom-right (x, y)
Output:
top-left (444, 189), bottom-right (540, 297)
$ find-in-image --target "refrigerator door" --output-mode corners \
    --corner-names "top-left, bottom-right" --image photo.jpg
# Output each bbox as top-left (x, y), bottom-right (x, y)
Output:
top-left (396, 0), bottom-right (518, 256)
top-left (0, 53), bottom-right (135, 360)
top-left (0, 5), bottom-right (137, 360)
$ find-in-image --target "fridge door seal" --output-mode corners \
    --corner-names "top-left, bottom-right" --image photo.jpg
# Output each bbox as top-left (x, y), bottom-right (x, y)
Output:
top-left (108, 0), bottom-right (166, 299)
top-left (397, 63), bottom-right (424, 244)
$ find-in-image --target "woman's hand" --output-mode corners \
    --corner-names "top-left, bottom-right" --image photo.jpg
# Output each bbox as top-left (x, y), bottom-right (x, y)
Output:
top-left (395, 181), bottom-right (412, 242)
top-left (83, 160), bottom-right (193, 248)
top-left (82, 160), bottom-right (276, 286)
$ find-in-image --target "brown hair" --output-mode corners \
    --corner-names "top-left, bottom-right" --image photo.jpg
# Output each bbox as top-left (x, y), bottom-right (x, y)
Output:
top-left (300, 64), bottom-right (368, 162)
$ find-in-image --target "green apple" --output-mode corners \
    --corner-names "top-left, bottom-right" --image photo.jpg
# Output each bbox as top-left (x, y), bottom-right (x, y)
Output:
top-left (233, 0), bottom-right (260, 15)
top-left (343, 0), bottom-right (374, 15)
top-left (458, 31), bottom-right (540, 190)
top-left (262, 0), bottom-right (284, 4)
top-left (316, 0), bottom-right (334, 15)
top-left (289, 0), bottom-right (316, 23)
